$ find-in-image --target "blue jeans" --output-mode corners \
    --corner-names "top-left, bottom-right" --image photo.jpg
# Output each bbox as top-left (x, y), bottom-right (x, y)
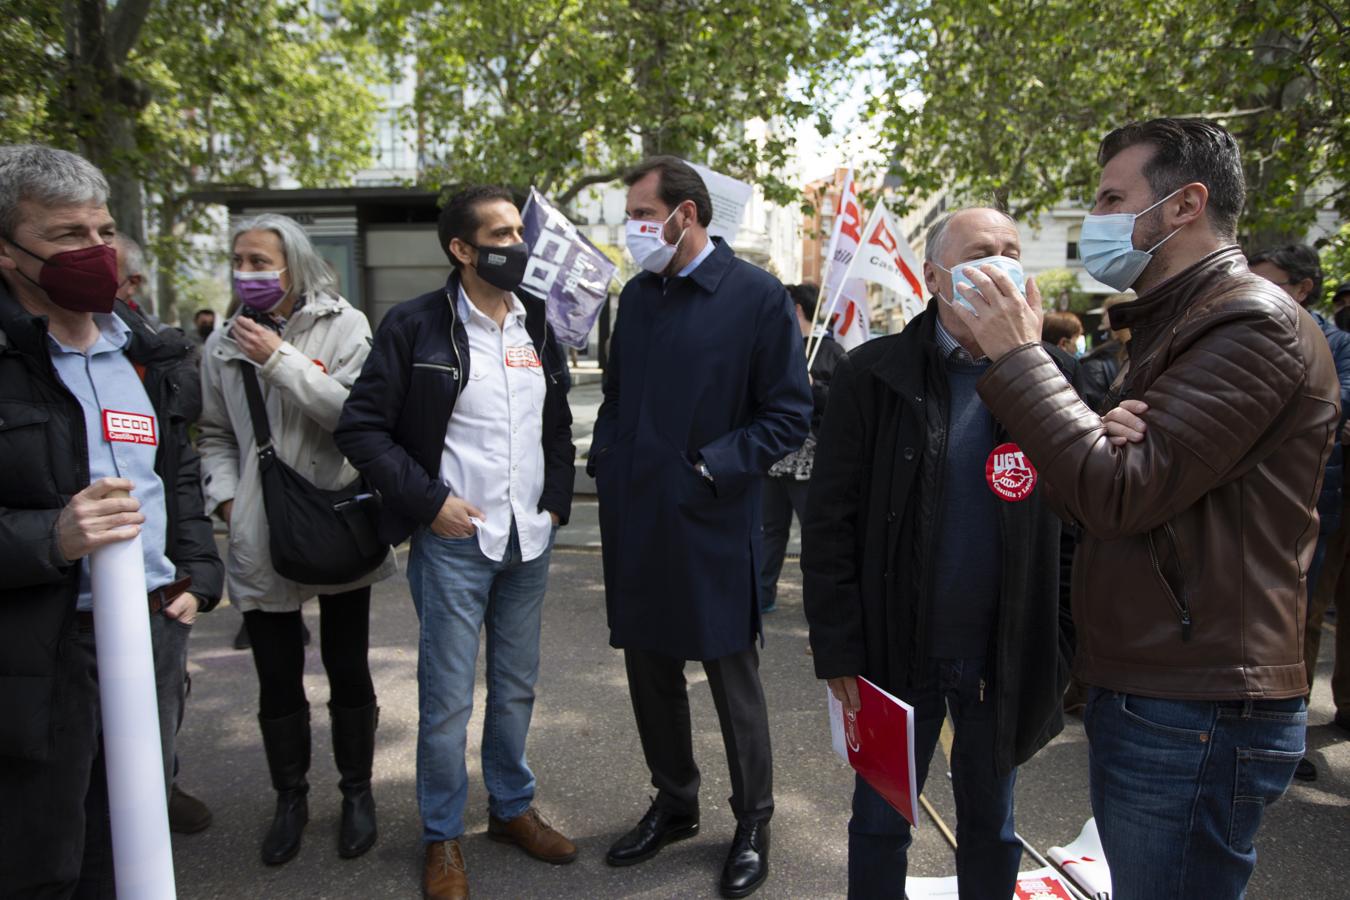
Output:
top-left (848, 657), bottom-right (1020, 900)
top-left (1084, 689), bottom-right (1306, 900)
top-left (407, 522), bottom-right (555, 843)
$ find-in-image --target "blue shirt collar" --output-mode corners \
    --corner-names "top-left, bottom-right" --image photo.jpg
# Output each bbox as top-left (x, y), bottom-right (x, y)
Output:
top-left (934, 314), bottom-right (988, 364)
top-left (676, 236), bottom-right (716, 278)
top-left (46, 312), bottom-right (132, 356)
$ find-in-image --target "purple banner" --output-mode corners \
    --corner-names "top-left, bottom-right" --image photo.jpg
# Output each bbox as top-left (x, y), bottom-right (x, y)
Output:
top-left (521, 188), bottom-right (618, 349)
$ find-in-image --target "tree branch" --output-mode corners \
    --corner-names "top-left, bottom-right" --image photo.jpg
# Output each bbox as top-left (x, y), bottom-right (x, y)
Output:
top-left (557, 167), bottom-right (626, 207)
top-left (108, 0), bottom-right (154, 64)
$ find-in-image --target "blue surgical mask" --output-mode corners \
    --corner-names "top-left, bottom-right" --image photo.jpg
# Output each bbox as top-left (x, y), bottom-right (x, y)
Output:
top-left (1079, 187), bottom-right (1184, 291)
top-left (934, 255), bottom-right (1026, 315)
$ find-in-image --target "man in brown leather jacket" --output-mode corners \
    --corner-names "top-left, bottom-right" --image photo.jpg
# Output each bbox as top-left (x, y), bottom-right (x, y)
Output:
top-left (947, 118), bottom-right (1340, 899)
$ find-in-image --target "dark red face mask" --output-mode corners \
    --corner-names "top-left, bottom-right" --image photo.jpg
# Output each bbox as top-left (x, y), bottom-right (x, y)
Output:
top-left (9, 240), bottom-right (119, 314)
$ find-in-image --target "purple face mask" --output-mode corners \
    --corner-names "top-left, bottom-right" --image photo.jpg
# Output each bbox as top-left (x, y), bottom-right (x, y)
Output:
top-left (233, 269), bottom-right (288, 312)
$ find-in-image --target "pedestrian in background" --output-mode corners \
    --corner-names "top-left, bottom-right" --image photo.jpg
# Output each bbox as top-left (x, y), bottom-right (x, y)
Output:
top-left (1251, 243), bottom-right (1350, 782)
top-left (1041, 309), bottom-right (1084, 357)
top-left (759, 282), bottom-right (844, 614)
top-left (1074, 294), bottom-right (1132, 414)
top-left (198, 213), bottom-right (396, 866)
top-left (958, 117), bottom-right (1338, 899)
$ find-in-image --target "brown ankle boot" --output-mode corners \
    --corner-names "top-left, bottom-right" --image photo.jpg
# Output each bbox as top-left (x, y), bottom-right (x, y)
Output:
top-left (423, 839), bottom-right (468, 899)
top-left (487, 807), bottom-right (577, 864)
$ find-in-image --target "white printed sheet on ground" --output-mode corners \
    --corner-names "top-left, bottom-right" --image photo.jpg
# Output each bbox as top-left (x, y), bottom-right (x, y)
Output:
top-left (906, 866), bottom-right (1077, 899)
top-left (1048, 817), bottom-right (1112, 898)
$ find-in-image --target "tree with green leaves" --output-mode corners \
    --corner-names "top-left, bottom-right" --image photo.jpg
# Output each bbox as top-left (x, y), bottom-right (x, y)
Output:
top-left (343, 0), bottom-right (871, 208)
top-left (872, 0), bottom-right (1348, 245)
top-left (1, 0), bottom-right (381, 319)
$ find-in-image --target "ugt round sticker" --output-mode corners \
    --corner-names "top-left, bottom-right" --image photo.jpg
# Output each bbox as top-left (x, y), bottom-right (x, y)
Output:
top-left (986, 442), bottom-right (1037, 501)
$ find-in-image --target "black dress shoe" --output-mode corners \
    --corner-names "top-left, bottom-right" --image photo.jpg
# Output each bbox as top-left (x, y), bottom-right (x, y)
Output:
top-left (233, 622), bottom-right (251, 650)
top-left (720, 820), bottom-right (769, 898)
top-left (1294, 756), bottom-right (1317, 782)
top-left (605, 801), bottom-right (699, 867)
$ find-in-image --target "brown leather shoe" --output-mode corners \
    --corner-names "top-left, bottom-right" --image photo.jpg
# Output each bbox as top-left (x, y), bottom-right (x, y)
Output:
top-left (423, 840), bottom-right (468, 900)
top-left (487, 807), bottom-right (578, 864)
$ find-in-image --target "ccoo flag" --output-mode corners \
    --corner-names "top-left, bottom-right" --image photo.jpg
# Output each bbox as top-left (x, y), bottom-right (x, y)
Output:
top-left (521, 188), bottom-right (618, 349)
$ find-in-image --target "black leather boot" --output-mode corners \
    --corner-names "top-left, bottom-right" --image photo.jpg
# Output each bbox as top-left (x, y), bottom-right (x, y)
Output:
top-left (259, 706), bottom-right (311, 866)
top-left (330, 700), bottom-right (379, 859)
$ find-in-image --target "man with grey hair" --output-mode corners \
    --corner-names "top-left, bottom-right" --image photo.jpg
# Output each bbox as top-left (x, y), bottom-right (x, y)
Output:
top-left (0, 144), bottom-right (222, 892)
top-left (802, 207), bottom-right (1078, 898)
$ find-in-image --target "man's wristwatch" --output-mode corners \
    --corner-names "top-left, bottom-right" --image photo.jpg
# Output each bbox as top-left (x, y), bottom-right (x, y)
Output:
top-left (695, 459), bottom-right (714, 483)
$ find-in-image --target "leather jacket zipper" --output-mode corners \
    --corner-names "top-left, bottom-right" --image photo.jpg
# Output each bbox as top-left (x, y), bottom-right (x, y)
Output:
top-left (1147, 525), bottom-right (1192, 641)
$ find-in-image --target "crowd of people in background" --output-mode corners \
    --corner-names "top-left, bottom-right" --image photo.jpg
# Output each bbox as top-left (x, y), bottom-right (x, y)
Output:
top-left (1, 115), bottom-right (1347, 900)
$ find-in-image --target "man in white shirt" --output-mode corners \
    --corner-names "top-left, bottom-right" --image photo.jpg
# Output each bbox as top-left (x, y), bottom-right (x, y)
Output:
top-left (335, 186), bottom-right (576, 900)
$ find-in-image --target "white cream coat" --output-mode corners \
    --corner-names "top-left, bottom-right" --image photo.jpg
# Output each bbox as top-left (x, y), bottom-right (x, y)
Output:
top-left (198, 293), bottom-right (396, 612)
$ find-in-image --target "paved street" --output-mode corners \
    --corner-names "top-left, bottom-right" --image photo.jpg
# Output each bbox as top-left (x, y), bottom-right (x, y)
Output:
top-left (169, 372), bottom-right (1348, 898)
top-left (172, 535), bottom-right (1349, 899)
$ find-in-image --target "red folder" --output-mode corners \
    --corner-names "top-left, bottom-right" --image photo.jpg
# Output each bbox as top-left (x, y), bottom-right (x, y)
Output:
top-left (828, 676), bottom-right (919, 827)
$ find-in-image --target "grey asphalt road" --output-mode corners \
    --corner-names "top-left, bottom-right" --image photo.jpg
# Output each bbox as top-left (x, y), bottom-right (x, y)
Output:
top-left (171, 538), bottom-right (1348, 899)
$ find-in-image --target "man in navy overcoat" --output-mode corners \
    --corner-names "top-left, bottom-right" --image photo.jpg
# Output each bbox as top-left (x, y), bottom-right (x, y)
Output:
top-left (589, 156), bottom-right (811, 898)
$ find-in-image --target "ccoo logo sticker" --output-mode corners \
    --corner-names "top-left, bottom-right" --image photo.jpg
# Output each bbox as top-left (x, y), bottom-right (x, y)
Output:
top-left (986, 442), bottom-right (1036, 501)
top-left (103, 409), bottom-right (157, 446)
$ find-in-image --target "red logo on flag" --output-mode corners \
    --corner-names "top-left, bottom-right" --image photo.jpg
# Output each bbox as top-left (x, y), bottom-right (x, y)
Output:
top-left (103, 409), bottom-right (157, 446)
top-left (839, 183), bottom-right (863, 244)
top-left (986, 442), bottom-right (1036, 501)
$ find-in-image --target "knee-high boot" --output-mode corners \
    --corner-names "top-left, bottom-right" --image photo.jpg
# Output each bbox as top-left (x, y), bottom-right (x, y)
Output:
top-left (330, 700), bottom-right (378, 858)
top-left (259, 705), bottom-right (311, 865)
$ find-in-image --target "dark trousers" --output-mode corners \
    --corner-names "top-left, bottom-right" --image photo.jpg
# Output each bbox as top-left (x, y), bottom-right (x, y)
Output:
top-left (244, 587), bottom-right (375, 719)
top-left (623, 645), bottom-right (774, 824)
top-left (0, 632), bottom-right (113, 899)
top-left (758, 477), bottom-right (810, 611)
top-left (848, 657), bottom-right (1020, 900)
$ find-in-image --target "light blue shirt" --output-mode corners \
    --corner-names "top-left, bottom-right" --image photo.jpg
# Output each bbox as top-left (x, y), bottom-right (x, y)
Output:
top-left (48, 314), bottom-right (177, 610)
top-left (676, 237), bottom-right (716, 278)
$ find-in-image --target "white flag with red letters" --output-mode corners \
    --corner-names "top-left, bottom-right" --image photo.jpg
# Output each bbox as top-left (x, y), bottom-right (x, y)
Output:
top-left (820, 168), bottom-right (871, 350)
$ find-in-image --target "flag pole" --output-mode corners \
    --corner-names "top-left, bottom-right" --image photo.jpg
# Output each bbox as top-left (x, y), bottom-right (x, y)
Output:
top-left (807, 252), bottom-right (858, 370)
top-left (803, 168), bottom-right (854, 364)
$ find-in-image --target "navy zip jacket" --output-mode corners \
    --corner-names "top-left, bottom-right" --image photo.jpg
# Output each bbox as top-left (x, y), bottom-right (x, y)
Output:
top-left (334, 272), bottom-right (576, 546)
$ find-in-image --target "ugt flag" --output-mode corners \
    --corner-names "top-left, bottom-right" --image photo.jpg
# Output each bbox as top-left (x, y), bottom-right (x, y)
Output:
top-left (521, 188), bottom-right (618, 349)
top-left (820, 169), bottom-right (870, 350)
top-left (851, 200), bottom-right (925, 323)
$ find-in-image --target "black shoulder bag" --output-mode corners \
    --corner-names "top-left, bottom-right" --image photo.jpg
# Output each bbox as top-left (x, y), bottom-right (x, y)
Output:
top-left (239, 363), bottom-right (388, 584)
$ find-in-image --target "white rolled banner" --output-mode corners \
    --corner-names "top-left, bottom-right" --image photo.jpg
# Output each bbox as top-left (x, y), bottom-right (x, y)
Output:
top-left (90, 532), bottom-right (176, 899)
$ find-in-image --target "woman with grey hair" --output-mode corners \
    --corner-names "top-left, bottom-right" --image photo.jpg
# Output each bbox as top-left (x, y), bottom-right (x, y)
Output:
top-left (198, 213), bottom-right (395, 866)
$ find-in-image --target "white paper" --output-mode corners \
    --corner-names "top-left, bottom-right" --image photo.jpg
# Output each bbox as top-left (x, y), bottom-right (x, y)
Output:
top-left (685, 161), bottom-right (754, 243)
top-left (91, 535), bottom-right (176, 899)
top-left (827, 685), bottom-right (847, 759)
top-left (1048, 818), bottom-right (1112, 898)
top-left (907, 866), bottom-right (1075, 900)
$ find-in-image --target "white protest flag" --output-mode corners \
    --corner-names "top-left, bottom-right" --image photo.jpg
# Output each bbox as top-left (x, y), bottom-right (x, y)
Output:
top-left (819, 169), bottom-right (870, 351)
top-left (850, 199), bottom-right (926, 322)
top-left (1048, 818), bottom-right (1112, 898)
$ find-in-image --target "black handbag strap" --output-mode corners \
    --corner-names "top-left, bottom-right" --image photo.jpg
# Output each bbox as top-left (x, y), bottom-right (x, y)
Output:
top-left (238, 363), bottom-right (276, 457)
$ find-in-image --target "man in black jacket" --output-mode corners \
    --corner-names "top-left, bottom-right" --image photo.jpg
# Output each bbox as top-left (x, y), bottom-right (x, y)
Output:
top-left (802, 207), bottom-right (1076, 899)
top-left (335, 186), bottom-right (576, 900)
top-left (0, 144), bottom-right (223, 894)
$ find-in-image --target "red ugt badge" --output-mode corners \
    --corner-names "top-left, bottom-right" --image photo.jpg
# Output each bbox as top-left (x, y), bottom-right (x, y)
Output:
top-left (986, 442), bottom-right (1036, 501)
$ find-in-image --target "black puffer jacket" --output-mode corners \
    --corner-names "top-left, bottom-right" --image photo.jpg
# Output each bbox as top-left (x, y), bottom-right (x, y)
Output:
top-left (0, 284), bottom-right (223, 761)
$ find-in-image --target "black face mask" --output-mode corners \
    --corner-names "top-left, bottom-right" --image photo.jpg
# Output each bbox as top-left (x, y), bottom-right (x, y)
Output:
top-left (197, 322), bottom-right (215, 340)
top-left (468, 241), bottom-right (530, 292)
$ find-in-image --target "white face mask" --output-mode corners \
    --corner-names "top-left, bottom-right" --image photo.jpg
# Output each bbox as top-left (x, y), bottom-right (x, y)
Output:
top-left (933, 255), bottom-right (1026, 315)
top-left (1079, 187), bottom-right (1184, 291)
top-left (625, 207), bottom-right (687, 274)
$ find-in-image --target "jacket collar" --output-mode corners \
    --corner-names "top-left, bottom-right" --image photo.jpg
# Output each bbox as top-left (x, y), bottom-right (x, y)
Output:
top-left (442, 269), bottom-right (551, 348)
top-left (0, 281), bottom-right (179, 367)
top-left (1108, 245), bottom-right (1247, 331)
top-left (629, 236), bottom-right (735, 295)
top-left (872, 299), bottom-right (942, 398)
